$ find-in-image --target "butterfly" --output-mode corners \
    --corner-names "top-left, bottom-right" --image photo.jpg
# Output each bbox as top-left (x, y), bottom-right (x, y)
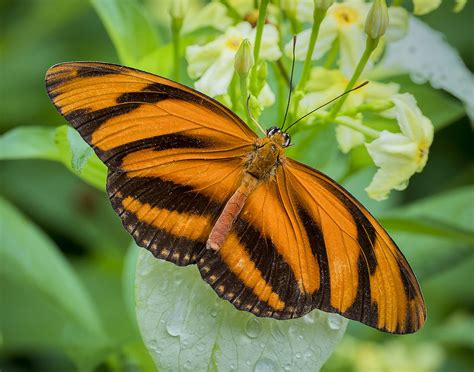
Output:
top-left (45, 62), bottom-right (426, 334)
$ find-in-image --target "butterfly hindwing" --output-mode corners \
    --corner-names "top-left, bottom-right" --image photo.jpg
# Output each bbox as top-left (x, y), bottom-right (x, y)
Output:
top-left (46, 62), bottom-right (256, 265)
top-left (198, 159), bottom-right (425, 333)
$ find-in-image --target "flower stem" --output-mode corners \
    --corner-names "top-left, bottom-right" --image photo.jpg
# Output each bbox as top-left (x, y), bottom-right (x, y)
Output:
top-left (290, 7), bottom-right (327, 122)
top-left (328, 37), bottom-right (379, 119)
top-left (334, 116), bottom-right (380, 138)
top-left (239, 74), bottom-right (251, 125)
top-left (323, 37), bottom-right (339, 68)
top-left (219, 0), bottom-right (242, 21)
top-left (296, 8), bottom-right (327, 93)
top-left (253, 0), bottom-right (269, 66)
top-left (171, 17), bottom-right (182, 81)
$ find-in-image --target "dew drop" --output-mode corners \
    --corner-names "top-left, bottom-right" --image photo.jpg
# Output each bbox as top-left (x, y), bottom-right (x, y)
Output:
top-left (295, 352), bottom-right (302, 359)
top-left (166, 294), bottom-right (187, 336)
top-left (327, 314), bottom-right (343, 330)
top-left (254, 358), bottom-right (277, 372)
top-left (245, 318), bottom-right (262, 338)
top-left (183, 360), bottom-right (192, 370)
top-left (283, 363), bottom-right (291, 371)
top-left (304, 350), bottom-right (313, 359)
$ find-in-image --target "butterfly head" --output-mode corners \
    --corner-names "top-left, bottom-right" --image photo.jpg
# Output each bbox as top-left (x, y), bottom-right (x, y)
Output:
top-left (266, 127), bottom-right (291, 148)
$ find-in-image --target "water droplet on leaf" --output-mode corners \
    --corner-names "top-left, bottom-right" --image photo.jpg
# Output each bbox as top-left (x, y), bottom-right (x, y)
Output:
top-left (245, 318), bottom-right (262, 338)
top-left (254, 358), bottom-right (277, 372)
top-left (327, 314), bottom-right (343, 330)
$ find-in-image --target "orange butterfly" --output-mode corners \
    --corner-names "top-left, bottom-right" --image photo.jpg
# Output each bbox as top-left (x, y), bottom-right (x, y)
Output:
top-left (45, 62), bottom-right (425, 334)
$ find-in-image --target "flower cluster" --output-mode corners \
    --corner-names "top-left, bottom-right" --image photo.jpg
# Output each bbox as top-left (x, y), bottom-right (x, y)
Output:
top-left (169, 0), bottom-right (443, 201)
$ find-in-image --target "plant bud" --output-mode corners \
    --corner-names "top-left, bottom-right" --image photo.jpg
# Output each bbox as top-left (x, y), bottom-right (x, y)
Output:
top-left (365, 0), bottom-right (389, 40)
top-left (234, 39), bottom-right (254, 76)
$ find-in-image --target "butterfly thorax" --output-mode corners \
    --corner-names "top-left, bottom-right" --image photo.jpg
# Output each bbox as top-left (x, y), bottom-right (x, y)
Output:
top-left (245, 132), bottom-right (288, 181)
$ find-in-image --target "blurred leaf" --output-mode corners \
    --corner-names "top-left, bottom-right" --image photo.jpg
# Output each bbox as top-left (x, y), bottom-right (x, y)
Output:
top-left (0, 160), bottom-right (126, 255)
top-left (90, 0), bottom-right (161, 69)
top-left (391, 75), bottom-right (466, 131)
top-left (383, 186), bottom-right (474, 281)
top-left (435, 312), bottom-right (474, 348)
top-left (380, 217), bottom-right (474, 245)
top-left (0, 197), bottom-right (104, 335)
top-left (0, 126), bottom-right (61, 160)
top-left (135, 249), bottom-right (347, 371)
top-left (0, 125), bottom-right (107, 190)
top-left (386, 185), bottom-right (474, 231)
top-left (0, 197), bottom-right (109, 367)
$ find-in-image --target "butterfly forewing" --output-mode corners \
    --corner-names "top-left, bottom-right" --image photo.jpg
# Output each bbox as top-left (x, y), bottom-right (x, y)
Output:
top-left (46, 62), bottom-right (255, 265)
top-left (45, 62), bottom-right (425, 333)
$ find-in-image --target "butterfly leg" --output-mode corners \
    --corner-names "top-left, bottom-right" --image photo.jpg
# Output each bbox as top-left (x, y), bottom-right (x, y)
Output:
top-left (206, 173), bottom-right (259, 251)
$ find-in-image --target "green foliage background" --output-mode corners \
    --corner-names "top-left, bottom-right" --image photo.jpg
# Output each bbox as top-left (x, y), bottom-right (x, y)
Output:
top-left (0, 0), bottom-right (473, 371)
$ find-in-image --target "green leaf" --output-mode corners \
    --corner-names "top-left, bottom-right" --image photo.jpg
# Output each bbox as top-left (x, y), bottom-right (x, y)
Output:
top-left (0, 126), bottom-right (107, 190)
top-left (55, 126), bottom-right (107, 190)
top-left (390, 75), bottom-right (466, 131)
top-left (0, 126), bottom-right (61, 160)
top-left (135, 249), bottom-right (347, 371)
top-left (0, 197), bottom-right (108, 366)
top-left (90, 0), bottom-right (161, 69)
top-left (381, 186), bottom-right (474, 280)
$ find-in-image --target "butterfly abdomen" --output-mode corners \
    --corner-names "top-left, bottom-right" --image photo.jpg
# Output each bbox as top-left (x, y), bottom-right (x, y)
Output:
top-left (207, 173), bottom-right (259, 251)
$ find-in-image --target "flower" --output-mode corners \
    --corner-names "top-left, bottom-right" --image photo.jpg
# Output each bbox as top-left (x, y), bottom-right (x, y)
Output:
top-left (365, 93), bottom-right (434, 200)
top-left (185, 22), bottom-right (281, 98)
top-left (300, 67), bottom-right (399, 114)
top-left (288, 0), bottom-right (371, 76)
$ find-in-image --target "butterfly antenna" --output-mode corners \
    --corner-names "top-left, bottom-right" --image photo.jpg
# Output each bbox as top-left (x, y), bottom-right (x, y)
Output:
top-left (284, 81), bottom-right (369, 132)
top-left (246, 95), bottom-right (266, 135)
top-left (280, 35), bottom-right (297, 131)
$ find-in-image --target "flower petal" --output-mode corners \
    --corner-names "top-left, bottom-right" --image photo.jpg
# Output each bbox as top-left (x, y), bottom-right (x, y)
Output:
top-left (256, 24), bottom-right (282, 61)
top-left (258, 83), bottom-right (276, 107)
top-left (391, 93), bottom-right (434, 146)
top-left (186, 38), bottom-right (225, 79)
top-left (194, 50), bottom-right (235, 97)
top-left (339, 25), bottom-right (368, 76)
top-left (365, 131), bottom-right (419, 200)
top-left (336, 118), bottom-right (366, 153)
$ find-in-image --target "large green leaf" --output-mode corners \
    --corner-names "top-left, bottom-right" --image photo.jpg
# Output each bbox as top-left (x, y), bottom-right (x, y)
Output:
top-left (0, 126), bottom-right (107, 190)
top-left (135, 249), bottom-right (347, 371)
top-left (0, 197), bottom-right (108, 366)
top-left (90, 0), bottom-right (161, 69)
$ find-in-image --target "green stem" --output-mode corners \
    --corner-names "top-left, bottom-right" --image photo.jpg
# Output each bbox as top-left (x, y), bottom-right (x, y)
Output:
top-left (334, 116), bottom-right (380, 138)
top-left (296, 8), bottom-right (327, 93)
top-left (239, 74), bottom-right (251, 125)
top-left (253, 0), bottom-right (269, 66)
top-left (323, 37), bottom-right (339, 68)
top-left (328, 37), bottom-right (379, 120)
top-left (219, 0), bottom-right (242, 21)
top-left (171, 17), bottom-right (182, 81)
top-left (289, 7), bottom-right (327, 123)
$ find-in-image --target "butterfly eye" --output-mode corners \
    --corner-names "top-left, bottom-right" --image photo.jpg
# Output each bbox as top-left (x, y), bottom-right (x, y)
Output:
top-left (266, 127), bottom-right (280, 136)
top-left (282, 133), bottom-right (291, 147)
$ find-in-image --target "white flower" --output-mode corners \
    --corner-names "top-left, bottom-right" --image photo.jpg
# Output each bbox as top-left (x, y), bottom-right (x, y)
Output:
top-left (336, 116), bottom-right (366, 153)
top-left (365, 93), bottom-right (434, 201)
top-left (300, 67), bottom-right (399, 114)
top-left (185, 22), bottom-right (281, 98)
top-left (288, 0), bottom-right (371, 76)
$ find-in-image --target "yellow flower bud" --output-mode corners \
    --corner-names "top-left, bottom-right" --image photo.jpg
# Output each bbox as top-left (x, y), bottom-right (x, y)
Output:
top-left (365, 0), bottom-right (389, 40)
top-left (314, 0), bottom-right (335, 11)
top-left (234, 39), bottom-right (254, 76)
